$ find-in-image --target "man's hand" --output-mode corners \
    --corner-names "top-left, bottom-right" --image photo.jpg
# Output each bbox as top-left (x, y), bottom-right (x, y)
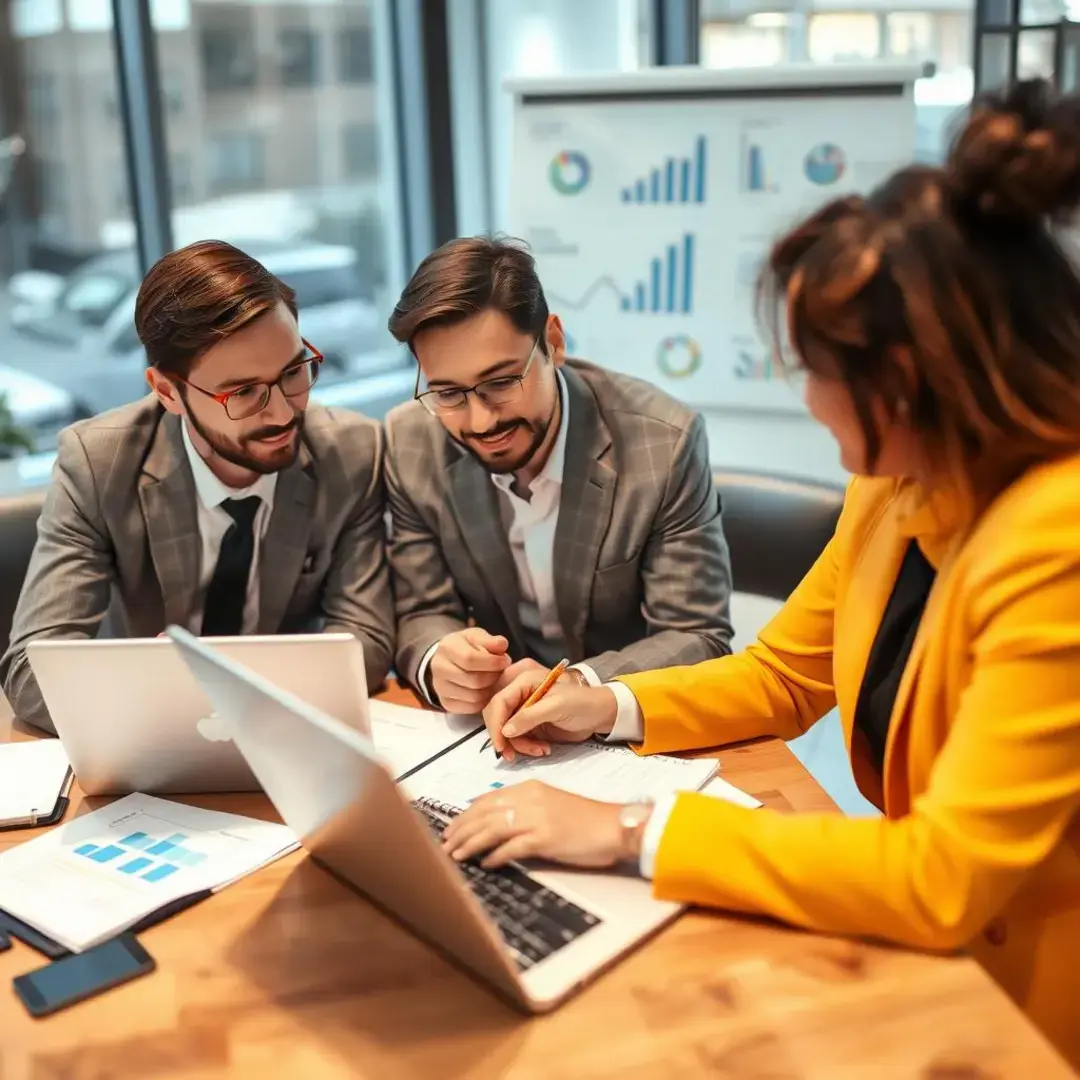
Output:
top-left (428, 628), bottom-right (513, 713)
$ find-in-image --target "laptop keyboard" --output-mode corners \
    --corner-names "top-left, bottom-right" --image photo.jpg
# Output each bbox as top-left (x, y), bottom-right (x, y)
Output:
top-left (416, 802), bottom-right (602, 971)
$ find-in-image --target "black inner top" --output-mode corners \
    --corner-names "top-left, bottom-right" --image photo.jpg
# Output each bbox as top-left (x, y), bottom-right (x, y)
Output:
top-left (853, 540), bottom-right (937, 774)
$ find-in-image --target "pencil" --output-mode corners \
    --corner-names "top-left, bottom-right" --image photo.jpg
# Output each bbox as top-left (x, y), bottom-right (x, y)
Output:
top-left (481, 657), bottom-right (570, 757)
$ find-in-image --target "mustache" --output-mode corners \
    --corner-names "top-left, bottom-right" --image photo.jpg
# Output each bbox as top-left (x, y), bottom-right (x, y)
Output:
top-left (463, 420), bottom-right (524, 441)
top-left (247, 419), bottom-right (300, 441)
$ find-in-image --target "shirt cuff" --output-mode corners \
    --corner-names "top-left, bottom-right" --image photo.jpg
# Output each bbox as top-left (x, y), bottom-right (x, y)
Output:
top-left (604, 681), bottom-right (645, 743)
top-left (571, 663), bottom-right (601, 687)
top-left (639, 794), bottom-right (677, 879)
top-left (415, 640), bottom-right (442, 706)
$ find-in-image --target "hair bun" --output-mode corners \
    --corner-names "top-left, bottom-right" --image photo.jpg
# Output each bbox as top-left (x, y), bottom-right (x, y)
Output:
top-left (948, 79), bottom-right (1080, 225)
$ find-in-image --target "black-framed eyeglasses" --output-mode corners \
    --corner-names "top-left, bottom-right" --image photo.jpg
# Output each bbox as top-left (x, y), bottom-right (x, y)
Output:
top-left (414, 336), bottom-right (541, 415)
top-left (181, 339), bottom-right (324, 421)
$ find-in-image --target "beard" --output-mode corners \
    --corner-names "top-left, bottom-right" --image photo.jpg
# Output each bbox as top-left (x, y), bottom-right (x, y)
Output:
top-left (183, 398), bottom-right (304, 476)
top-left (454, 414), bottom-right (552, 475)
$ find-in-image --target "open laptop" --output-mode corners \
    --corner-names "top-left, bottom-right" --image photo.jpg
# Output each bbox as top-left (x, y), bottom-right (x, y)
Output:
top-left (26, 634), bottom-right (369, 796)
top-left (166, 625), bottom-right (683, 1013)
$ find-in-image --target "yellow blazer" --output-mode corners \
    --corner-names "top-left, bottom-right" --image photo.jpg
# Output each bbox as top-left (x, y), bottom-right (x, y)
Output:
top-left (618, 456), bottom-right (1080, 1068)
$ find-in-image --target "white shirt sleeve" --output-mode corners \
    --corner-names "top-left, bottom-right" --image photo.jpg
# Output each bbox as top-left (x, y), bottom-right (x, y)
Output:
top-left (415, 640), bottom-right (442, 706)
top-left (603, 681), bottom-right (645, 743)
top-left (570, 663), bottom-right (601, 687)
top-left (638, 794), bottom-right (677, 879)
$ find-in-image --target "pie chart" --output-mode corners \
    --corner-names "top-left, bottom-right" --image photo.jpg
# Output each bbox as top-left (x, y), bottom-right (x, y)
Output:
top-left (804, 143), bottom-right (846, 186)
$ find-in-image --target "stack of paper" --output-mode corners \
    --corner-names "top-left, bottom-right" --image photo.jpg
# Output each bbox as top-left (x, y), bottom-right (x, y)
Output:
top-left (0, 793), bottom-right (297, 952)
top-left (367, 700), bottom-right (482, 778)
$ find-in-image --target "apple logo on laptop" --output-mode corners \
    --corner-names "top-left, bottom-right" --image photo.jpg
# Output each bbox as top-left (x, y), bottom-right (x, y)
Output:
top-left (196, 711), bottom-right (232, 743)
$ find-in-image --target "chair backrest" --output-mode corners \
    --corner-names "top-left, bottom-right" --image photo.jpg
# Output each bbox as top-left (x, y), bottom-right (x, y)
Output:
top-left (0, 489), bottom-right (45, 646)
top-left (714, 469), bottom-right (845, 601)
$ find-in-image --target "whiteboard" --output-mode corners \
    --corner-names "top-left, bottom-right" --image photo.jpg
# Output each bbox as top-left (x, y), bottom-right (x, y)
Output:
top-left (507, 64), bottom-right (922, 414)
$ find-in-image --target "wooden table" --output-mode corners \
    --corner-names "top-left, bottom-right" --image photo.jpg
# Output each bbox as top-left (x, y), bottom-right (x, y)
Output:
top-left (0, 685), bottom-right (1073, 1080)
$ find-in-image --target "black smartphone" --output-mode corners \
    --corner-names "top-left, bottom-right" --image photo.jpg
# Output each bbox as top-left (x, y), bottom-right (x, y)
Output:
top-left (13, 933), bottom-right (155, 1017)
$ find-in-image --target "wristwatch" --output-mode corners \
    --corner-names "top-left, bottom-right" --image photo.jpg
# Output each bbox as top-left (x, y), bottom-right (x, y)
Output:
top-left (617, 800), bottom-right (655, 864)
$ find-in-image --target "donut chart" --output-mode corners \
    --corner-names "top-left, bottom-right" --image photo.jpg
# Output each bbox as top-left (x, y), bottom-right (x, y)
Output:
top-left (804, 143), bottom-right (846, 186)
top-left (549, 151), bottom-right (591, 195)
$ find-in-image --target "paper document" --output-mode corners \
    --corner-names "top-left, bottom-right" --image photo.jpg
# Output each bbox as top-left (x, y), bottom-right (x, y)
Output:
top-left (402, 738), bottom-right (719, 809)
top-left (367, 700), bottom-right (482, 778)
top-left (0, 740), bottom-right (72, 827)
top-left (0, 793), bottom-right (298, 952)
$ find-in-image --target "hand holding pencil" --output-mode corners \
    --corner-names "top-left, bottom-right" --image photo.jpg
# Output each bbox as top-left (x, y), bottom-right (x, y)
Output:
top-left (479, 659), bottom-right (618, 763)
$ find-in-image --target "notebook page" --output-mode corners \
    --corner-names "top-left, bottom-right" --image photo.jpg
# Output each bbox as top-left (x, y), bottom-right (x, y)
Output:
top-left (0, 740), bottom-right (71, 824)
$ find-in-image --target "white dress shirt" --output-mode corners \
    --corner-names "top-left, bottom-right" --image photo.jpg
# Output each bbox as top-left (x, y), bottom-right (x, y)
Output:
top-left (181, 421), bottom-right (277, 635)
top-left (418, 372), bottom-right (599, 698)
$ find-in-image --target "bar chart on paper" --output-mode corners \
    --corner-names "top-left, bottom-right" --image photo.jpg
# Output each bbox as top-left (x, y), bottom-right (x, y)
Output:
top-left (620, 234), bottom-right (695, 314)
top-left (73, 827), bottom-right (210, 886)
top-left (621, 136), bottom-right (707, 205)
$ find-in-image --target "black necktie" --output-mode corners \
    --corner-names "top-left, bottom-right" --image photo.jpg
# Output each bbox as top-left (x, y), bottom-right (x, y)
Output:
top-left (200, 496), bottom-right (261, 637)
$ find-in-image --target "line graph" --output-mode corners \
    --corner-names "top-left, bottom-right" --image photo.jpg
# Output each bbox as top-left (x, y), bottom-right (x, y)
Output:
top-left (547, 276), bottom-right (623, 311)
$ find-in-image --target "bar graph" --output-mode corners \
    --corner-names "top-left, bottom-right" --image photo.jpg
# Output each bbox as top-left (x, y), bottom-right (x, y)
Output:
top-left (620, 234), bottom-right (695, 315)
top-left (621, 137), bottom-right (706, 205)
top-left (73, 829), bottom-right (209, 885)
top-left (742, 138), bottom-right (778, 193)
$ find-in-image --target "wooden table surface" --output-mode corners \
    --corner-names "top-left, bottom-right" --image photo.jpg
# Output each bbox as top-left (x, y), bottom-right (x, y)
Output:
top-left (0, 684), bottom-right (1073, 1080)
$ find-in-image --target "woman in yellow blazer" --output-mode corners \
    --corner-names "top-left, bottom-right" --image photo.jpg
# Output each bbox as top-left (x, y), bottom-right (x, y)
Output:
top-left (442, 78), bottom-right (1080, 1067)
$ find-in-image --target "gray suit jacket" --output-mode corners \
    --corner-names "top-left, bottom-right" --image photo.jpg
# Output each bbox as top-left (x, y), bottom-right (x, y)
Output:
top-left (1, 396), bottom-right (394, 733)
top-left (385, 359), bottom-right (733, 691)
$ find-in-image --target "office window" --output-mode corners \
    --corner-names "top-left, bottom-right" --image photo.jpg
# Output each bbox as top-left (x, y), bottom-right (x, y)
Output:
top-left (207, 133), bottom-right (265, 192)
top-left (808, 13), bottom-right (882, 63)
top-left (201, 24), bottom-right (257, 91)
top-left (342, 122), bottom-right (378, 179)
top-left (338, 25), bottom-right (373, 82)
top-left (280, 28), bottom-right (321, 87)
top-left (171, 152), bottom-right (195, 204)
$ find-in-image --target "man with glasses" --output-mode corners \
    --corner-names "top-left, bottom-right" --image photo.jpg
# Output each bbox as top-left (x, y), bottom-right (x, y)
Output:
top-left (1, 240), bottom-right (394, 733)
top-left (385, 236), bottom-right (733, 715)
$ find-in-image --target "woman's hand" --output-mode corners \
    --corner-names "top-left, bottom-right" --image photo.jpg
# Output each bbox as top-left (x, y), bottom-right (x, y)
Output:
top-left (481, 671), bottom-right (618, 761)
top-left (441, 781), bottom-right (638, 869)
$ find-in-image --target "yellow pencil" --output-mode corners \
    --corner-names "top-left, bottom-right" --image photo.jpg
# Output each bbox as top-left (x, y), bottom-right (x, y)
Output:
top-left (482, 658), bottom-right (569, 757)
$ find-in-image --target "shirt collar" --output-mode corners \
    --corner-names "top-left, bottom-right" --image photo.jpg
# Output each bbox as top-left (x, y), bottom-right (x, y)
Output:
top-left (181, 419), bottom-right (278, 512)
top-left (491, 369), bottom-right (569, 494)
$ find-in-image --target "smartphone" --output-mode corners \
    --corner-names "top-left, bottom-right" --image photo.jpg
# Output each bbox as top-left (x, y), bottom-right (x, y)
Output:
top-left (13, 933), bottom-right (154, 1017)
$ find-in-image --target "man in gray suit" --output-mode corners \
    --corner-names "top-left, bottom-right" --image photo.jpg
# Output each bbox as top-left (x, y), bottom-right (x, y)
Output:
top-left (1, 240), bottom-right (393, 733)
top-left (386, 236), bottom-right (733, 715)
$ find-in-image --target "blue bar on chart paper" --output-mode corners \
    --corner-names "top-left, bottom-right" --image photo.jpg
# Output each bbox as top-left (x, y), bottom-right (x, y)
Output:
top-left (666, 245), bottom-right (677, 313)
top-left (88, 845), bottom-right (125, 864)
top-left (172, 848), bottom-right (208, 868)
top-left (119, 832), bottom-right (152, 849)
top-left (748, 146), bottom-right (763, 192)
top-left (650, 169), bottom-right (659, 202)
top-left (665, 159), bottom-right (675, 202)
top-left (119, 857), bottom-right (153, 875)
top-left (143, 864), bottom-right (180, 884)
top-left (146, 840), bottom-right (177, 856)
top-left (695, 136), bottom-right (706, 202)
top-left (620, 295), bottom-right (631, 311)
top-left (635, 179), bottom-right (645, 202)
top-left (634, 282), bottom-right (645, 311)
top-left (621, 188), bottom-right (631, 202)
top-left (650, 258), bottom-right (661, 312)
top-left (680, 159), bottom-right (690, 202)
top-left (682, 234), bottom-right (694, 313)
top-left (74, 843), bottom-right (98, 857)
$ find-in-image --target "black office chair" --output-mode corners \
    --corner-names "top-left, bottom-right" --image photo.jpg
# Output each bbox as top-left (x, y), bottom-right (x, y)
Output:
top-left (714, 469), bottom-right (845, 601)
top-left (0, 489), bottom-right (45, 646)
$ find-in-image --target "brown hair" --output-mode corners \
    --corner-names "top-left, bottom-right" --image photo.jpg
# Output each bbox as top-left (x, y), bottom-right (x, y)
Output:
top-left (388, 235), bottom-right (550, 352)
top-left (760, 79), bottom-right (1080, 503)
top-left (135, 240), bottom-right (297, 377)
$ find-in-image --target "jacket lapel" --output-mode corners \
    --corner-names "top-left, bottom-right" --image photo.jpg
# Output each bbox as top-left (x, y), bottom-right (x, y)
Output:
top-left (553, 368), bottom-right (615, 659)
top-left (257, 444), bottom-right (316, 633)
top-left (446, 453), bottom-right (525, 651)
top-left (137, 413), bottom-right (201, 628)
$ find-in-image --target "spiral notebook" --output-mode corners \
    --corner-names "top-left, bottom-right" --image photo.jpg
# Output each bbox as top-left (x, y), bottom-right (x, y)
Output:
top-left (399, 737), bottom-right (760, 811)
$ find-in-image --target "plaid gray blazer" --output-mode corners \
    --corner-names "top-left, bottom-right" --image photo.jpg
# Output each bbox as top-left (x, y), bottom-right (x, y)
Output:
top-left (1, 396), bottom-right (394, 732)
top-left (385, 359), bottom-right (733, 691)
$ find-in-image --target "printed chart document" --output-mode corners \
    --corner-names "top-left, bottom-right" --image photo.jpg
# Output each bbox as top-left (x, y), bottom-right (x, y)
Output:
top-left (0, 794), bottom-right (298, 952)
top-left (401, 738), bottom-right (752, 809)
top-left (367, 700), bottom-right (482, 778)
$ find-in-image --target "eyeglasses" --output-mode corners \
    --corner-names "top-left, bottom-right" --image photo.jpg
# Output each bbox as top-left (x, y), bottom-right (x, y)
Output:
top-left (414, 336), bottom-right (541, 415)
top-left (182, 340), bottom-right (323, 421)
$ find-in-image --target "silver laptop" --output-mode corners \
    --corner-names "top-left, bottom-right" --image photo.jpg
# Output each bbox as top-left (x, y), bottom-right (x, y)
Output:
top-left (166, 625), bottom-right (683, 1013)
top-left (26, 634), bottom-right (369, 796)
